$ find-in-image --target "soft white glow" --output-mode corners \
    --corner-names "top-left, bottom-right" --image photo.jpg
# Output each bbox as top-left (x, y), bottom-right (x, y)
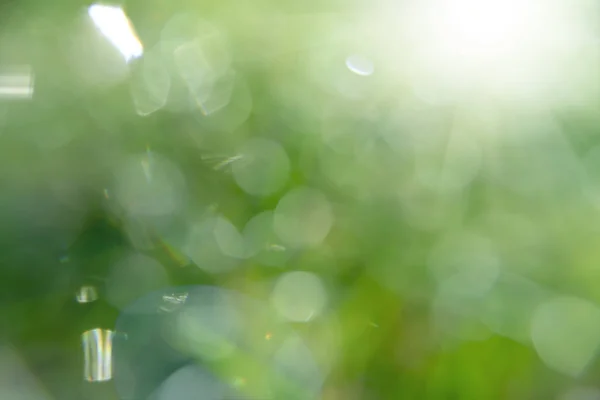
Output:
top-left (271, 271), bottom-right (327, 322)
top-left (88, 4), bottom-right (143, 62)
top-left (433, 0), bottom-right (532, 58)
top-left (274, 187), bottom-right (334, 248)
top-left (383, 0), bottom-right (596, 103)
top-left (412, 0), bottom-right (545, 83)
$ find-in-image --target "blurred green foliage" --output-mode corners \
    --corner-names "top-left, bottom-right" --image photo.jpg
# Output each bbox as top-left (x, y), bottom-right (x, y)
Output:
top-left (0, 0), bottom-right (599, 399)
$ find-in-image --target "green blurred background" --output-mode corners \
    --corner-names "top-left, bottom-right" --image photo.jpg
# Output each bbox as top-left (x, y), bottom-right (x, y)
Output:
top-left (0, 0), bottom-right (600, 399)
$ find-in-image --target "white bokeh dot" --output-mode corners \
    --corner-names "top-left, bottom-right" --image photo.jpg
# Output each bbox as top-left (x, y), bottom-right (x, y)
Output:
top-left (183, 216), bottom-right (242, 273)
top-left (271, 271), bottom-right (327, 322)
top-left (274, 187), bottom-right (333, 248)
top-left (232, 138), bottom-right (290, 197)
top-left (213, 215), bottom-right (245, 259)
top-left (243, 211), bottom-right (292, 266)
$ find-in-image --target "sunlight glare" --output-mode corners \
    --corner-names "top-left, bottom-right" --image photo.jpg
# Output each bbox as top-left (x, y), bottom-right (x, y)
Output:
top-left (432, 0), bottom-right (533, 59)
top-left (383, 0), bottom-right (596, 103)
top-left (88, 4), bottom-right (143, 62)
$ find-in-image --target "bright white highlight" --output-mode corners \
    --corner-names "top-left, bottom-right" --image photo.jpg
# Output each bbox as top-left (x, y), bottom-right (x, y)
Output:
top-left (88, 4), bottom-right (143, 62)
top-left (413, 0), bottom-right (546, 82)
top-left (432, 0), bottom-right (533, 58)
top-left (385, 0), bottom-right (596, 103)
top-left (345, 55), bottom-right (374, 76)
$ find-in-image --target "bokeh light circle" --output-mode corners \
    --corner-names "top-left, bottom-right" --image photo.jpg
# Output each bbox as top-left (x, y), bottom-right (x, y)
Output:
top-left (274, 187), bottom-right (333, 248)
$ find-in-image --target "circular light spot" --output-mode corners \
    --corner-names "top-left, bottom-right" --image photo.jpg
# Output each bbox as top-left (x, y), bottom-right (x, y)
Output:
top-left (243, 211), bottom-right (292, 266)
top-left (114, 286), bottom-right (322, 398)
top-left (232, 138), bottom-right (290, 197)
top-left (169, 19), bottom-right (231, 113)
top-left (531, 296), bottom-right (600, 377)
top-left (130, 45), bottom-right (170, 116)
top-left (183, 217), bottom-right (241, 273)
top-left (174, 40), bottom-right (216, 107)
top-left (106, 252), bottom-right (169, 310)
top-left (274, 187), bottom-right (333, 247)
top-left (213, 216), bottom-right (245, 259)
top-left (345, 54), bottom-right (374, 76)
top-left (160, 15), bottom-right (226, 69)
top-left (194, 74), bottom-right (253, 132)
top-left (271, 271), bottom-right (327, 322)
top-left (114, 153), bottom-right (186, 217)
top-left (154, 364), bottom-right (225, 400)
